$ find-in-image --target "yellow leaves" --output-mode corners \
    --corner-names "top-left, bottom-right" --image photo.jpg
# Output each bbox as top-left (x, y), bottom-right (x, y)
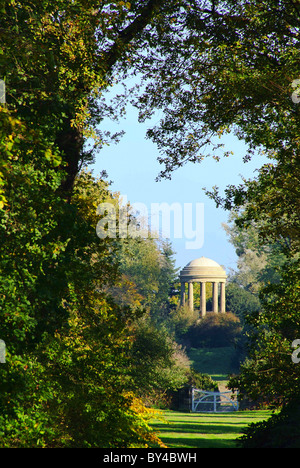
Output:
top-left (126, 393), bottom-right (167, 448)
top-left (0, 197), bottom-right (6, 209)
top-left (44, 148), bottom-right (62, 167)
top-left (119, 1), bottom-right (131, 8)
top-left (129, 394), bottom-right (160, 420)
top-left (44, 148), bottom-right (52, 161)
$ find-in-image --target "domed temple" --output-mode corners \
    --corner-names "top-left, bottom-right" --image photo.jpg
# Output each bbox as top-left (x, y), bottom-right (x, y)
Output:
top-left (179, 257), bottom-right (227, 316)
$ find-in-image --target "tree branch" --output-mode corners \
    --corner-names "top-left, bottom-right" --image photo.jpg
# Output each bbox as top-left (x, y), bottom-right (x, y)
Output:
top-left (104, 0), bottom-right (163, 70)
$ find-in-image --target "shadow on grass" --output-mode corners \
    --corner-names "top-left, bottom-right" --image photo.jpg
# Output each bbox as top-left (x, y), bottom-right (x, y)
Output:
top-left (153, 421), bottom-right (244, 435)
top-left (151, 411), bottom-right (272, 449)
top-left (160, 436), bottom-right (237, 449)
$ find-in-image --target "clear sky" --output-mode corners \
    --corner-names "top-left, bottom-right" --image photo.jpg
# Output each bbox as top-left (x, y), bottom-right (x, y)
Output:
top-left (90, 99), bottom-right (268, 274)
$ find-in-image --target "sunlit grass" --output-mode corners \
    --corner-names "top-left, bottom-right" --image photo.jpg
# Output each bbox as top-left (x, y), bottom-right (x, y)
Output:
top-left (151, 410), bottom-right (273, 448)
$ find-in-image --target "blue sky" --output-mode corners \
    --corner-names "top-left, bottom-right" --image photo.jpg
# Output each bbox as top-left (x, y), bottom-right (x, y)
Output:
top-left (90, 101), bottom-right (267, 274)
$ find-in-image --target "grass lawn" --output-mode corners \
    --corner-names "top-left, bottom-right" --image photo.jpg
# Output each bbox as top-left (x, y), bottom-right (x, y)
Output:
top-left (154, 346), bottom-right (272, 448)
top-left (151, 410), bottom-right (273, 448)
top-left (188, 347), bottom-right (238, 381)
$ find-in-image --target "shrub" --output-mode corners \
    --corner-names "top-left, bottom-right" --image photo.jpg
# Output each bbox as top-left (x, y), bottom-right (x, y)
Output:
top-left (238, 397), bottom-right (300, 448)
top-left (167, 305), bottom-right (199, 340)
top-left (225, 283), bottom-right (261, 319)
top-left (186, 313), bottom-right (242, 348)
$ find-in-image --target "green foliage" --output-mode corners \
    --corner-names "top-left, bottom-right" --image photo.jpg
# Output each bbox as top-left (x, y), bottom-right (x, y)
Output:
top-left (127, 317), bottom-right (189, 404)
top-left (185, 313), bottom-right (242, 349)
top-left (117, 236), bottom-right (179, 317)
top-left (153, 240), bottom-right (180, 318)
top-left (0, 162), bottom-right (158, 447)
top-left (184, 368), bottom-right (218, 392)
top-left (225, 283), bottom-right (261, 320)
top-left (118, 237), bottom-right (162, 308)
top-left (0, 111), bottom-right (68, 348)
top-left (238, 399), bottom-right (300, 448)
top-left (224, 208), bottom-right (300, 411)
top-left (0, 0), bottom-right (187, 447)
top-left (168, 369), bottom-right (217, 411)
top-left (0, 0), bottom-right (184, 191)
top-left (223, 211), bottom-right (290, 294)
top-left (229, 258), bottom-right (300, 407)
top-left (133, 0), bottom-right (300, 183)
top-left (167, 305), bottom-right (199, 341)
top-left (0, 107), bottom-right (181, 447)
top-left (1, 0), bottom-right (299, 447)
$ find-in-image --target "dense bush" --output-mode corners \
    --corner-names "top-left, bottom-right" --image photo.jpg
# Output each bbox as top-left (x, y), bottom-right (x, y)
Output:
top-left (238, 397), bottom-right (300, 448)
top-left (167, 305), bottom-right (199, 341)
top-left (225, 283), bottom-right (261, 319)
top-left (127, 318), bottom-right (189, 403)
top-left (185, 313), bottom-right (242, 348)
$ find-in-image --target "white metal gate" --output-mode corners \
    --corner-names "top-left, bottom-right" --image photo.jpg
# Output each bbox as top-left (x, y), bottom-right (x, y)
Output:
top-left (191, 388), bottom-right (239, 413)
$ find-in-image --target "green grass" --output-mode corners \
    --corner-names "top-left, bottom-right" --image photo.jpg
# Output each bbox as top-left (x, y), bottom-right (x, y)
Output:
top-left (188, 346), bottom-right (238, 381)
top-left (151, 347), bottom-right (271, 448)
top-left (151, 410), bottom-right (273, 448)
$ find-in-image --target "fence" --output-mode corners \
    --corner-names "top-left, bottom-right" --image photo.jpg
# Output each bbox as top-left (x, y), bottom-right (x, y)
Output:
top-left (191, 388), bottom-right (239, 413)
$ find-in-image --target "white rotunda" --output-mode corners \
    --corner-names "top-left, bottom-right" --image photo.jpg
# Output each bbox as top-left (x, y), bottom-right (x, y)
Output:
top-left (179, 256), bottom-right (227, 316)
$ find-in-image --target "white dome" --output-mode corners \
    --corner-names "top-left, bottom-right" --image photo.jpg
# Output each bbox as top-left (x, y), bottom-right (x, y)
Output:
top-left (179, 256), bottom-right (227, 282)
top-left (186, 257), bottom-right (222, 268)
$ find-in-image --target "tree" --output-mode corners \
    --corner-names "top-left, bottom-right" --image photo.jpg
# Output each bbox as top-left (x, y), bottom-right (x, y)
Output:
top-left (130, 0), bottom-right (299, 255)
top-left (1, 0), bottom-right (182, 196)
top-left (1, 0), bottom-right (187, 447)
top-left (156, 240), bottom-right (179, 308)
top-left (238, 397), bottom-right (300, 448)
top-left (127, 0), bottom-right (300, 418)
top-left (127, 317), bottom-right (189, 405)
top-left (1, 0), bottom-right (299, 445)
top-left (111, 212), bottom-right (188, 405)
top-left (0, 161), bottom-right (167, 447)
top-left (225, 283), bottom-right (261, 319)
top-left (118, 236), bottom-right (162, 309)
top-left (132, 0), bottom-right (299, 178)
top-left (167, 305), bottom-right (199, 342)
top-left (223, 213), bottom-right (268, 294)
top-left (221, 206), bottom-right (300, 409)
top-left (220, 203), bottom-right (300, 413)
top-left (229, 258), bottom-right (300, 408)
top-left (223, 211), bottom-right (288, 300)
top-left (115, 227), bottom-right (179, 318)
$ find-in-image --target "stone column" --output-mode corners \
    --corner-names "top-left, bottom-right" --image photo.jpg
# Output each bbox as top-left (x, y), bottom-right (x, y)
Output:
top-left (200, 281), bottom-right (206, 318)
top-left (188, 282), bottom-right (194, 311)
top-left (220, 282), bottom-right (226, 313)
top-left (180, 282), bottom-right (186, 306)
top-left (213, 282), bottom-right (219, 313)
